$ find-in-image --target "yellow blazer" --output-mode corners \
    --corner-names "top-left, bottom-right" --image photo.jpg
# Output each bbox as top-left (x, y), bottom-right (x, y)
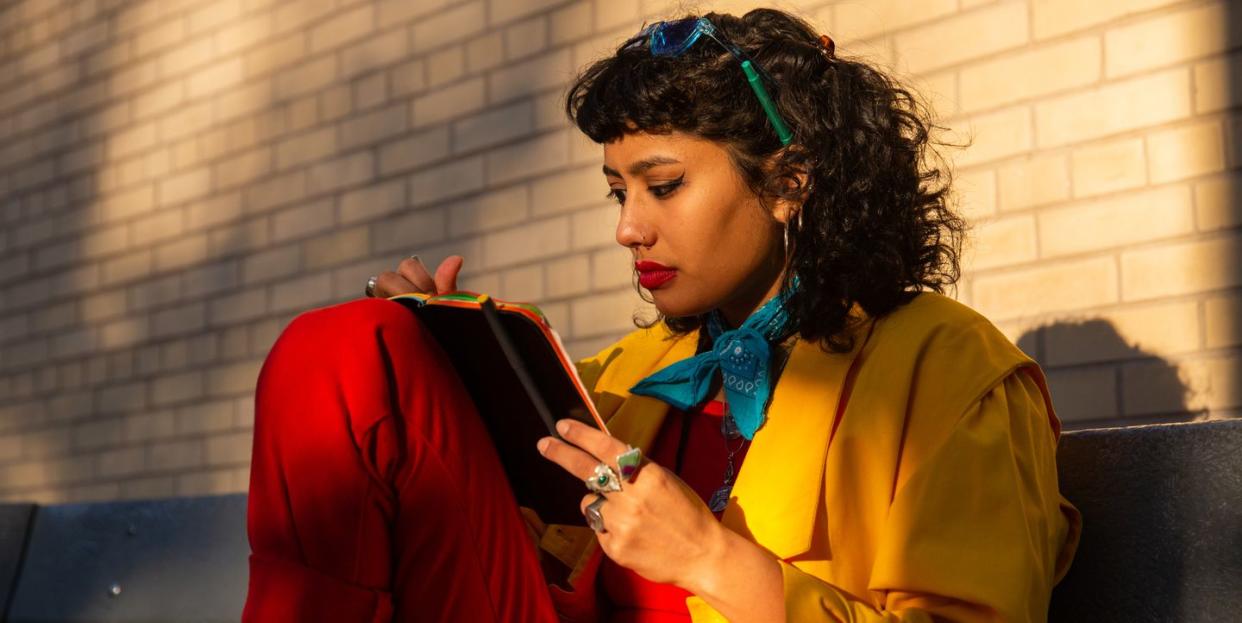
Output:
top-left (568, 292), bottom-right (1081, 622)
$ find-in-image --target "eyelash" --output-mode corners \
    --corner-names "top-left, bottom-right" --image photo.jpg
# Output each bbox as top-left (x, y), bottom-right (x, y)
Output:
top-left (606, 177), bottom-right (684, 205)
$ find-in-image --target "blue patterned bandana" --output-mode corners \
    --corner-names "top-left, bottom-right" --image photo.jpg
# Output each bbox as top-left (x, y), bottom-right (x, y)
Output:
top-left (629, 280), bottom-right (797, 440)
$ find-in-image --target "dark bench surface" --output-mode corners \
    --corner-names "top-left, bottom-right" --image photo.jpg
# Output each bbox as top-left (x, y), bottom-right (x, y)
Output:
top-left (0, 419), bottom-right (1237, 622)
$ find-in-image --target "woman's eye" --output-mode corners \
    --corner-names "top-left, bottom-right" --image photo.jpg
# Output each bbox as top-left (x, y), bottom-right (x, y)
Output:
top-left (607, 188), bottom-right (627, 204)
top-left (650, 177), bottom-right (683, 199)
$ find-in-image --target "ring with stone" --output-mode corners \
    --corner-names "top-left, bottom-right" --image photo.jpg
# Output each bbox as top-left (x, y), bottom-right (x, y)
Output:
top-left (616, 446), bottom-right (643, 482)
top-left (585, 462), bottom-right (622, 493)
top-left (364, 275), bottom-right (378, 298)
top-left (584, 494), bottom-right (607, 533)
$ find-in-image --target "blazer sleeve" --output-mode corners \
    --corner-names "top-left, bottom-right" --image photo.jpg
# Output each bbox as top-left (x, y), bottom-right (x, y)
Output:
top-left (773, 368), bottom-right (1081, 623)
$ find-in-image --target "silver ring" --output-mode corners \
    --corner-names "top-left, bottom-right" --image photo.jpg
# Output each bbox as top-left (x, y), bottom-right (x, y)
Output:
top-left (585, 462), bottom-right (622, 493)
top-left (584, 494), bottom-right (607, 533)
top-left (364, 275), bottom-right (378, 298)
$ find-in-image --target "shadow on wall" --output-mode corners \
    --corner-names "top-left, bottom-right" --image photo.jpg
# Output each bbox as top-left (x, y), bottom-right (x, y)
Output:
top-left (1016, 319), bottom-right (1199, 431)
top-left (1227, 0), bottom-right (1241, 424)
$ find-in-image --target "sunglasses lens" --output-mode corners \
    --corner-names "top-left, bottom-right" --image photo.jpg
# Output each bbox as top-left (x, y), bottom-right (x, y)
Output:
top-left (649, 18), bottom-right (701, 56)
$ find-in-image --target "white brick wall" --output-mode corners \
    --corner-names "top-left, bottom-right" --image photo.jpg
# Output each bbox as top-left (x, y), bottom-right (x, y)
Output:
top-left (0, 0), bottom-right (1237, 503)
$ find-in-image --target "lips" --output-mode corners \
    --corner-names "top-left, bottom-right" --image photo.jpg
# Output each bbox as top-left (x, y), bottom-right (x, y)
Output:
top-left (635, 260), bottom-right (677, 289)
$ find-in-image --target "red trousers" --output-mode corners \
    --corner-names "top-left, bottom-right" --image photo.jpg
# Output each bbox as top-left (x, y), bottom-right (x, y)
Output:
top-left (243, 298), bottom-right (566, 622)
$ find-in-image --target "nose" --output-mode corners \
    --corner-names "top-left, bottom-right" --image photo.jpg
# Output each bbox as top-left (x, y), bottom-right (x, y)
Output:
top-left (615, 202), bottom-right (654, 249)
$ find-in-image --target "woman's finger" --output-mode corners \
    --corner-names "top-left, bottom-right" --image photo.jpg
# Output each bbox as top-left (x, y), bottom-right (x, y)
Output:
top-left (372, 271), bottom-right (421, 298)
top-left (434, 255), bottom-right (463, 293)
top-left (397, 256), bottom-right (437, 293)
top-left (538, 435), bottom-right (616, 484)
top-left (539, 420), bottom-right (636, 482)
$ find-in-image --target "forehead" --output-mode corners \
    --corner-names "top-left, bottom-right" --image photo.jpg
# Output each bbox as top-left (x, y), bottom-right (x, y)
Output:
top-left (602, 131), bottom-right (730, 170)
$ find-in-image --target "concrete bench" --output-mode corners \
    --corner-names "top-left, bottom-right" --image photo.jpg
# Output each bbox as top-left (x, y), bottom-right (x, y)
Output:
top-left (0, 419), bottom-right (1236, 622)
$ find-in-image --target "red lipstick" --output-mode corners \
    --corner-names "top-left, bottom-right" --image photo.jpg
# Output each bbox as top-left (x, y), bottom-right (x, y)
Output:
top-left (635, 260), bottom-right (677, 289)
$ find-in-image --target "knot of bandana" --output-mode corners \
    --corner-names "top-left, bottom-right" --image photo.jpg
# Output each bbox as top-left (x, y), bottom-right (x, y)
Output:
top-left (628, 279), bottom-right (797, 440)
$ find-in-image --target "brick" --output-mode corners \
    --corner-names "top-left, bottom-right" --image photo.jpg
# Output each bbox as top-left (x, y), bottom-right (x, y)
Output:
top-left (1205, 294), bottom-right (1241, 349)
top-left (490, 0), bottom-right (567, 26)
top-left (377, 0), bottom-right (450, 25)
top-left (158, 167), bottom-right (211, 206)
top-left (967, 214), bottom-right (1036, 270)
top-left (376, 126), bottom-right (449, 176)
top-left (151, 370), bottom-right (205, 407)
top-left (108, 121), bottom-right (158, 159)
top-left (413, 2), bottom-right (485, 53)
top-left (453, 100), bottom-right (534, 153)
top-left (592, 0), bottom-right (637, 31)
top-left (340, 179), bottom-right (407, 224)
top-left (176, 400), bottom-right (236, 435)
top-left (353, 72), bottom-right (388, 110)
top-left (486, 131), bottom-right (569, 184)
top-left (591, 245), bottom-right (632, 290)
top-left (150, 438), bottom-right (204, 471)
top-left (997, 154), bottom-right (1069, 212)
top-left (206, 359), bottom-right (264, 396)
top-left (120, 475), bottom-right (176, 500)
top-left (834, 0), bottom-right (956, 42)
top-left (154, 234), bottom-right (208, 271)
top-left (128, 274), bottom-right (182, 311)
top-left (954, 169), bottom-right (996, 221)
top-left (188, 57), bottom-right (244, 99)
top-left (100, 317), bottom-right (149, 349)
top-left (895, 3), bottom-right (1027, 75)
top-left (411, 77), bottom-right (485, 127)
top-left (132, 81), bottom-right (186, 120)
top-left (73, 417), bottom-right (126, 450)
top-left (1147, 121), bottom-right (1226, 184)
top-left (1035, 69), bottom-right (1191, 148)
top-left (102, 250), bottom-right (153, 285)
top-left (960, 37), bottom-right (1100, 113)
top-left (340, 103), bottom-right (407, 151)
top-left (447, 185), bottom-right (529, 236)
top-left (1071, 137), bottom-right (1147, 198)
top-left (409, 156), bottom-right (486, 206)
top-left (184, 260), bottom-right (241, 297)
top-left (571, 289), bottom-right (644, 338)
top-left (192, 0), bottom-right (245, 36)
top-left (97, 446), bottom-right (147, 477)
top-left (214, 146), bottom-right (273, 189)
top-left (133, 15), bottom-right (186, 57)
top-left (304, 152), bottom-right (374, 195)
top-left (341, 28), bottom-right (408, 79)
top-left (1041, 186), bottom-right (1193, 258)
top-left (275, 126), bottom-right (336, 171)
top-left (209, 216), bottom-right (271, 257)
top-left (273, 199), bottom-right (335, 243)
top-left (1043, 301), bottom-right (1201, 367)
top-left (467, 32), bottom-right (504, 73)
top-left (272, 55), bottom-right (337, 101)
top-left (1045, 365), bottom-right (1119, 424)
top-left (570, 203), bottom-right (617, 250)
top-left (1120, 357), bottom-right (1209, 417)
top-left (427, 46), bottom-right (465, 87)
top-left (973, 257), bottom-right (1119, 321)
top-left (530, 165), bottom-right (603, 216)
top-left (152, 302), bottom-right (207, 339)
top-left (505, 16), bottom-right (548, 60)
top-left (1193, 51), bottom-right (1242, 114)
top-left (550, 2), bottom-right (592, 45)
top-left (272, 0), bottom-right (337, 34)
top-left (500, 265), bottom-right (543, 300)
top-left (304, 226), bottom-right (370, 269)
top-left (544, 254), bottom-right (590, 298)
top-left (488, 48), bottom-right (573, 103)
top-left (270, 272), bottom-right (335, 312)
top-left (1105, 3), bottom-right (1238, 79)
top-left (391, 59), bottom-right (427, 97)
top-left (309, 4), bottom-right (374, 54)
top-left (1032, 0), bottom-right (1182, 40)
top-left (371, 208), bottom-right (448, 254)
top-left (243, 244), bottom-right (301, 284)
top-left (1121, 234), bottom-right (1242, 302)
top-left (47, 391), bottom-right (92, 422)
top-left (210, 288), bottom-right (268, 326)
top-left (950, 106), bottom-right (1032, 168)
top-left (1195, 174), bottom-right (1242, 232)
top-left (481, 217), bottom-right (570, 269)
top-left (177, 468), bottom-right (240, 495)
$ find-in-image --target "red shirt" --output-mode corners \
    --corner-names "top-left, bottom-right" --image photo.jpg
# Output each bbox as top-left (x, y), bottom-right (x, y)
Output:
top-left (599, 399), bottom-right (751, 622)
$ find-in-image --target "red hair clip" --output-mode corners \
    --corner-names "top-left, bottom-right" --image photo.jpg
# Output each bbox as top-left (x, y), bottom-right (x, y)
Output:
top-left (818, 34), bottom-right (835, 58)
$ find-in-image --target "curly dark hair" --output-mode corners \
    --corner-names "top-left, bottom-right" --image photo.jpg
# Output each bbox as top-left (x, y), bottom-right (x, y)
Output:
top-left (565, 8), bottom-right (966, 352)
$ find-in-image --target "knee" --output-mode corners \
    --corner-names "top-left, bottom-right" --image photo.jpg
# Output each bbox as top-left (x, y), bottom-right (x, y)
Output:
top-left (262, 298), bottom-right (436, 379)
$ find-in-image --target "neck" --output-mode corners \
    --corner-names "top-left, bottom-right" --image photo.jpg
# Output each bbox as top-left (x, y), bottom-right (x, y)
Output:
top-left (717, 267), bottom-right (786, 329)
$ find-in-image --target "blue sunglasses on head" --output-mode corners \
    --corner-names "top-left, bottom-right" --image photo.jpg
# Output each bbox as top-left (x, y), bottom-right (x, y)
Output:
top-left (625, 17), bottom-right (794, 146)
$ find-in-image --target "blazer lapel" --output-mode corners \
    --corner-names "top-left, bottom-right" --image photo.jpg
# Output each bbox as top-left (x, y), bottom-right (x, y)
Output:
top-left (720, 325), bottom-right (871, 560)
top-left (601, 329), bottom-right (701, 453)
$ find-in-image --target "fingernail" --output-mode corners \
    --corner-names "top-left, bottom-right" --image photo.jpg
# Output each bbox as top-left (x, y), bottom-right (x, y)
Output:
top-left (556, 420), bottom-right (570, 435)
top-left (408, 254), bottom-right (423, 266)
top-left (537, 438), bottom-right (551, 454)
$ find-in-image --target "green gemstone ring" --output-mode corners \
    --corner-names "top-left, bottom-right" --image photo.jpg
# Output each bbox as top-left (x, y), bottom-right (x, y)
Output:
top-left (585, 462), bottom-right (622, 493)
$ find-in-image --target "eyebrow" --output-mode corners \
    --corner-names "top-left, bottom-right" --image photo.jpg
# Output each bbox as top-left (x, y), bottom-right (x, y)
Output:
top-left (602, 156), bottom-right (683, 178)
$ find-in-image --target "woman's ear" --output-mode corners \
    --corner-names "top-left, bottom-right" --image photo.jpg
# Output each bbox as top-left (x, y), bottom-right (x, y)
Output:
top-left (766, 146), bottom-right (812, 225)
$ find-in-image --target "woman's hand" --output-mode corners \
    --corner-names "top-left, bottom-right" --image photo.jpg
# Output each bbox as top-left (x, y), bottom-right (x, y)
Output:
top-left (537, 419), bottom-right (728, 590)
top-left (369, 255), bottom-right (464, 297)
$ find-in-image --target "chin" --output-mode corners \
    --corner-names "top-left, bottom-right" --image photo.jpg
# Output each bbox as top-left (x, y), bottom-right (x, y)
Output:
top-left (648, 288), bottom-right (714, 320)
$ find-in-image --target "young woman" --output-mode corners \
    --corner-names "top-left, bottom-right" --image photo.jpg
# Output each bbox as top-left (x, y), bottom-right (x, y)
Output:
top-left (244, 8), bottom-right (1080, 623)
